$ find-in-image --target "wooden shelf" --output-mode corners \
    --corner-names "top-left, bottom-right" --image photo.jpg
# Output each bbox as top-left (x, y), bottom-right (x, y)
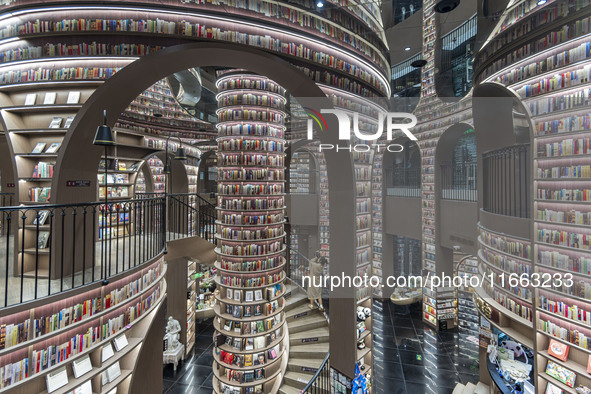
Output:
top-left (2, 104), bottom-right (83, 113)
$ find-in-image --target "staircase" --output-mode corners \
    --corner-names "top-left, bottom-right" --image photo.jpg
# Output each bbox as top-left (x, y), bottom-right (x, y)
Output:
top-left (452, 382), bottom-right (490, 394)
top-left (279, 283), bottom-right (330, 394)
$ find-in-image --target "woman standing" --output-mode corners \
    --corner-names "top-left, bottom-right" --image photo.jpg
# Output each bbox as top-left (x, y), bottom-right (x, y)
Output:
top-left (307, 251), bottom-right (326, 311)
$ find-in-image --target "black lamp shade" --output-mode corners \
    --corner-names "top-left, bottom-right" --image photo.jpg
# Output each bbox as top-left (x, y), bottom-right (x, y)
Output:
top-left (175, 147), bottom-right (187, 161)
top-left (163, 163), bottom-right (172, 174)
top-left (93, 125), bottom-right (115, 146)
top-left (411, 59), bottom-right (428, 68)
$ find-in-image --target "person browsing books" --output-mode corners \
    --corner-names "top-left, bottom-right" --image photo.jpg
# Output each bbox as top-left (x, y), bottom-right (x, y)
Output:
top-left (307, 251), bottom-right (327, 311)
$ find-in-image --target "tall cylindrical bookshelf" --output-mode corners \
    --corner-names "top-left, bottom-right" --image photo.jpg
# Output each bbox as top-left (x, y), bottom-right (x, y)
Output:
top-left (212, 72), bottom-right (287, 394)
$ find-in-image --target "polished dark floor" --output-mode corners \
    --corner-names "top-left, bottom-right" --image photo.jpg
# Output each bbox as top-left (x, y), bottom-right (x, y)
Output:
top-left (372, 299), bottom-right (480, 394)
top-left (162, 300), bottom-right (480, 393)
top-left (162, 319), bottom-right (216, 394)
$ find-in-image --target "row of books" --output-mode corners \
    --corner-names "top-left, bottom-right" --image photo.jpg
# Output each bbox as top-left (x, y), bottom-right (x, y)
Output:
top-left (223, 367), bottom-right (265, 383)
top-left (480, 0), bottom-right (583, 65)
top-left (482, 265), bottom-right (532, 300)
top-left (219, 213), bottom-right (283, 226)
top-left (538, 137), bottom-right (591, 157)
top-left (537, 228), bottom-right (591, 249)
top-left (219, 227), bottom-right (283, 241)
top-left (29, 187), bottom-right (51, 202)
top-left (218, 139), bottom-right (284, 152)
top-left (217, 124), bottom-right (284, 138)
top-left (219, 329), bottom-right (279, 350)
top-left (32, 326), bottom-right (100, 374)
top-left (219, 154), bottom-right (284, 167)
top-left (480, 247), bottom-right (532, 275)
top-left (527, 87), bottom-right (590, 115)
top-left (537, 208), bottom-right (591, 225)
top-left (219, 350), bottom-right (272, 368)
top-left (539, 318), bottom-right (591, 350)
top-left (535, 114), bottom-right (590, 136)
top-left (495, 41), bottom-right (591, 86)
top-left (540, 295), bottom-right (591, 326)
top-left (33, 298), bottom-right (100, 338)
top-left (0, 67), bottom-right (121, 85)
top-left (537, 165), bottom-right (591, 179)
top-left (480, 11), bottom-right (591, 80)
top-left (31, 161), bottom-right (54, 179)
top-left (483, 282), bottom-right (533, 321)
top-left (539, 249), bottom-right (591, 275)
top-left (220, 314), bottom-right (281, 336)
top-left (537, 188), bottom-right (591, 201)
top-left (218, 169), bottom-right (284, 181)
top-left (516, 66), bottom-right (591, 98)
top-left (479, 230), bottom-right (533, 259)
top-left (97, 173), bottom-right (129, 185)
top-left (219, 241), bottom-right (282, 257)
top-left (219, 257), bottom-right (282, 273)
top-left (294, 64), bottom-right (378, 97)
top-left (0, 42), bottom-right (162, 63)
top-left (1, 17), bottom-right (386, 92)
top-left (217, 95), bottom-right (285, 109)
top-left (218, 197), bottom-right (284, 210)
top-left (218, 77), bottom-right (284, 94)
top-left (0, 321), bottom-right (29, 350)
top-left (219, 273), bottom-right (283, 288)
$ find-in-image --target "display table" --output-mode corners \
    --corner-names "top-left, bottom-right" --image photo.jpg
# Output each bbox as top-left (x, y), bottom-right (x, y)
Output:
top-left (163, 344), bottom-right (185, 371)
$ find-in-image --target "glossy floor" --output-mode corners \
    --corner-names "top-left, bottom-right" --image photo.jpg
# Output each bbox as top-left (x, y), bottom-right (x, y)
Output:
top-left (162, 319), bottom-right (216, 394)
top-left (162, 300), bottom-right (480, 393)
top-left (372, 299), bottom-right (480, 394)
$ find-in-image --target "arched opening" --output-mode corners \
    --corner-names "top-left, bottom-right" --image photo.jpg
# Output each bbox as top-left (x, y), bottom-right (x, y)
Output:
top-left (383, 137), bottom-right (421, 197)
top-left (436, 123), bottom-right (477, 201)
top-left (474, 82), bottom-right (533, 219)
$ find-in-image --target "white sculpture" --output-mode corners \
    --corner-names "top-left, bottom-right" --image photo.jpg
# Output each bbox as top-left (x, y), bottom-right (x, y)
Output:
top-left (164, 316), bottom-right (182, 351)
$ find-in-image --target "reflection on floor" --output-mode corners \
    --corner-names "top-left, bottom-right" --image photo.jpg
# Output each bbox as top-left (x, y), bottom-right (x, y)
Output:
top-left (162, 300), bottom-right (480, 393)
top-left (372, 299), bottom-right (480, 394)
top-left (163, 318), bottom-right (215, 394)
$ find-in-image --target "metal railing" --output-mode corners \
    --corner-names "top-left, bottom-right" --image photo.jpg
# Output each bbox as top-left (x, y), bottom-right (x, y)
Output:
top-left (385, 167), bottom-right (421, 197)
top-left (301, 352), bottom-right (330, 394)
top-left (167, 193), bottom-right (216, 244)
top-left (0, 193), bottom-right (217, 308)
top-left (285, 244), bottom-right (311, 287)
top-left (483, 144), bottom-right (531, 218)
top-left (440, 162), bottom-right (477, 201)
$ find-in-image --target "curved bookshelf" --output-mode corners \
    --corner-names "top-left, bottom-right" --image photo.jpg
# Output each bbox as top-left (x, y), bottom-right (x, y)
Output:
top-left (213, 72), bottom-right (287, 394)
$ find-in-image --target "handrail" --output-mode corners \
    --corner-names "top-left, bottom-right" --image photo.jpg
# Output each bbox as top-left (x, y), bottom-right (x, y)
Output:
top-left (300, 352), bottom-right (330, 393)
top-left (0, 193), bottom-right (216, 308)
top-left (285, 244), bottom-right (311, 263)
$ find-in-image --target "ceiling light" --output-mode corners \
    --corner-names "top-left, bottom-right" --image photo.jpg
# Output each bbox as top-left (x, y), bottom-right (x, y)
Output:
top-left (404, 47), bottom-right (411, 51)
top-left (316, 1), bottom-right (324, 7)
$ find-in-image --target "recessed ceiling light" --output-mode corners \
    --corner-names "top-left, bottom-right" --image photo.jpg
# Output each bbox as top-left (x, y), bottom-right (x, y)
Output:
top-left (404, 47), bottom-right (411, 51)
top-left (316, 1), bottom-right (324, 7)
top-left (537, 0), bottom-right (547, 4)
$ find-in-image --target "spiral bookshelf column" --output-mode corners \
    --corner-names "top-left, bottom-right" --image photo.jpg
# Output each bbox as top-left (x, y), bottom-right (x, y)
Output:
top-left (212, 72), bottom-right (288, 394)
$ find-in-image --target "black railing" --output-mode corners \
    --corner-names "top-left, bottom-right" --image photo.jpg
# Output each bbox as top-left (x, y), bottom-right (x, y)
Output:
top-left (440, 162), bottom-right (477, 201)
top-left (301, 352), bottom-right (330, 394)
top-left (167, 193), bottom-right (217, 244)
top-left (483, 144), bottom-right (531, 218)
top-left (0, 193), bottom-right (218, 308)
top-left (385, 167), bottom-right (421, 197)
top-left (285, 244), bottom-right (311, 288)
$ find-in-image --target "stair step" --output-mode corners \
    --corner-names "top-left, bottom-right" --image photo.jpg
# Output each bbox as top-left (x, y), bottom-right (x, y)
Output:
top-left (284, 371), bottom-right (315, 389)
top-left (284, 292), bottom-right (309, 312)
top-left (287, 357), bottom-right (323, 374)
top-left (463, 382), bottom-right (476, 394)
top-left (290, 326), bottom-right (330, 345)
top-left (289, 343), bottom-right (329, 359)
top-left (287, 314), bottom-right (327, 334)
top-left (285, 303), bottom-right (320, 321)
top-left (452, 384), bottom-right (466, 394)
top-left (474, 382), bottom-right (489, 394)
top-left (279, 384), bottom-right (304, 394)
